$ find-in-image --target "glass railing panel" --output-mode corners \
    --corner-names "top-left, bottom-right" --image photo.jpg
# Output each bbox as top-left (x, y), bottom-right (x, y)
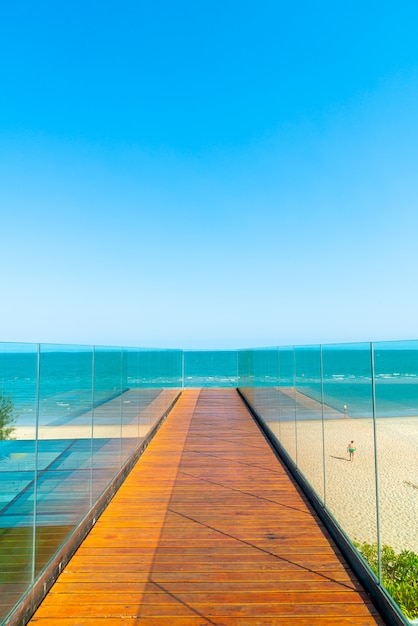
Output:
top-left (35, 344), bottom-right (94, 577)
top-left (159, 349), bottom-right (183, 419)
top-left (321, 343), bottom-right (378, 550)
top-left (236, 349), bottom-right (255, 406)
top-left (137, 348), bottom-right (182, 390)
top-left (236, 348), bottom-right (275, 425)
top-left (294, 345), bottom-right (325, 502)
top-left (249, 348), bottom-right (270, 422)
top-left (164, 349), bottom-right (183, 389)
top-left (237, 349), bottom-right (251, 393)
top-left (91, 346), bottom-right (123, 502)
top-left (0, 343), bottom-right (38, 623)
top-left (183, 350), bottom-right (237, 388)
top-left (371, 339), bottom-right (418, 619)
top-left (262, 347), bottom-right (279, 428)
top-left (277, 346), bottom-right (297, 462)
top-left (137, 349), bottom-right (182, 429)
top-left (137, 349), bottom-right (152, 430)
top-left (265, 348), bottom-right (279, 429)
top-left (6, 339), bottom-right (416, 623)
top-left (120, 348), bottom-right (140, 457)
top-left (0, 343), bottom-right (181, 624)
top-left (246, 348), bottom-right (255, 402)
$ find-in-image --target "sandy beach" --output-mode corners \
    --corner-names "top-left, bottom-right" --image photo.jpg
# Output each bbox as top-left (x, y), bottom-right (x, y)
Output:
top-left (269, 415), bottom-right (418, 553)
top-left (13, 423), bottom-right (153, 440)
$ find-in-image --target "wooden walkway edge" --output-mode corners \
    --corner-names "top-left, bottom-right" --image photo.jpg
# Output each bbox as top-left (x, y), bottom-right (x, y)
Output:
top-left (29, 389), bottom-right (384, 625)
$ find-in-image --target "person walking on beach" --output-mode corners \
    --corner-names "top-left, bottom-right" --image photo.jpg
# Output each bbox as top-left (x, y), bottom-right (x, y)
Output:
top-left (347, 440), bottom-right (356, 462)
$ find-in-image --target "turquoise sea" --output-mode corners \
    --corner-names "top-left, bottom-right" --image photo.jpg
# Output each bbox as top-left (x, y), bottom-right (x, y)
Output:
top-left (297, 346), bottom-right (418, 417)
top-left (241, 344), bottom-right (418, 418)
top-left (1, 346), bottom-right (418, 427)
top-left (0, 349), bottom-right (237, 428)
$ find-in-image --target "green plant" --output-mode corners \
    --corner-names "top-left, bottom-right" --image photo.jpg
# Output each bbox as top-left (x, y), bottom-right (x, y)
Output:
top-left (0, 393), bottom-right (16, 440)
top-left (355, 541), bottom-right (418, 619)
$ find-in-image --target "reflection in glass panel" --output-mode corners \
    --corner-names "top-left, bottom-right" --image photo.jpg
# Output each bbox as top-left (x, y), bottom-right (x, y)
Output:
top-left (138, 349), bottom-right (182, 431)
top-left (237, 349), bottom-right (254, 406)
top-left (322, 343), bottom-right (378, 549)
top-left (268, 349), bottom-right (281, 441)
top-left (235, 340), bottom-right (418, 622)
top-left (265, 348), bottom-right (279, 429)
top-left (0, 343), bottom-right (184, 623)
top-left (237, 349), bottom-right (251, 393)
top-left (121, 348), bottom-right (140, 457)
top-left (6, 338), bottom-right (417, 623)
top-left (294, 345), bottom-right (325, 502)
top-left (138, 349), bottom-right (151, 430)
top-left (36, 344), bottom-right (94, 579)
top-left (277, 347), bottom-right (297, 462)
top-left (250, 349), bottom-right (269, 423)
top-left (91, 347), bottom-right (123, 502)
top-left (0, 343), bottom-right (38, 623)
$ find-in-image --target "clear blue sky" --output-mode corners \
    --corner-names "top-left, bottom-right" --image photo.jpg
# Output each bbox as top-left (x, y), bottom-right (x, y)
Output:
top-left (1, 1), bottom-right (418, 349)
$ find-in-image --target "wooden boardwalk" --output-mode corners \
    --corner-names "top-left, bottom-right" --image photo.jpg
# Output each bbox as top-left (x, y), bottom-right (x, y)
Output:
top-left (29, 389), bottom-right (384, 625)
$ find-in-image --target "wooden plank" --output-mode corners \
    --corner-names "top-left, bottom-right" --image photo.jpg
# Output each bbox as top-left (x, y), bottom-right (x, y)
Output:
top-left (29, 617), bottom-right (385, 626)
top-left (28, 389), bottom-right (385, 625)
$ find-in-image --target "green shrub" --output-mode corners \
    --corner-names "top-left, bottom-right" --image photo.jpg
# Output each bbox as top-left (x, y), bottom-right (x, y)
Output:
top-left (0, 393), bottom-right (16, 440)
top-left (355, 541), bottom-right (418, 619)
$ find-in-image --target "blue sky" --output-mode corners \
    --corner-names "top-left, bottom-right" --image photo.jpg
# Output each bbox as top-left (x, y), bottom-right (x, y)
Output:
top-left (1, 1), bottom-right (418, 349)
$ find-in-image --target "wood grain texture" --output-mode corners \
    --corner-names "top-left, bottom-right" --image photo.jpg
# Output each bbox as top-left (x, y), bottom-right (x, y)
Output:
top-left (29, 389), bottom-right (384, 625)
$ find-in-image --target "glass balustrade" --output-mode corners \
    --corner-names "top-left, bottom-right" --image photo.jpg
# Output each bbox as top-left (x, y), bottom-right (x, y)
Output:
top-left (0, 344), bottom-right (182, 625)
top-left (0, 343), bottom-right (38, 621)
top-left (238, 340), bottom-right (418, 623)
top-left (294, 344), bottom-right (325, 502)
top-left (1, 340), bottom-right (416, 624)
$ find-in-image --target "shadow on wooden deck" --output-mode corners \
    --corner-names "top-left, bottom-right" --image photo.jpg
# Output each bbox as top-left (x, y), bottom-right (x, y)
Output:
top-left (28, 388), bottom-right (385, 625)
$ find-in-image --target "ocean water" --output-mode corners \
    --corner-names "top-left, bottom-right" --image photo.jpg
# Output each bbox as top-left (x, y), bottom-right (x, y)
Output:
top-left (0, 348), bottom-right (239, 428)
top-left (240, 344), bottom-right (418, 418)
top-left (1, 346), bottom-right (418, 427)
top-left (297, 346), bottom-right (418, 417)
top-left (0, 348), bottom-right (183, 427)
top-left (183, 350), bottom-right (238, 388)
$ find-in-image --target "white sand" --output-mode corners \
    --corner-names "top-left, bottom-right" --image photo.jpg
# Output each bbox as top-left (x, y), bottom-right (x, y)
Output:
top-left (269, 416), bottom-right (418, 553)
top-left (14, 423), bottom-right (152, 440)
